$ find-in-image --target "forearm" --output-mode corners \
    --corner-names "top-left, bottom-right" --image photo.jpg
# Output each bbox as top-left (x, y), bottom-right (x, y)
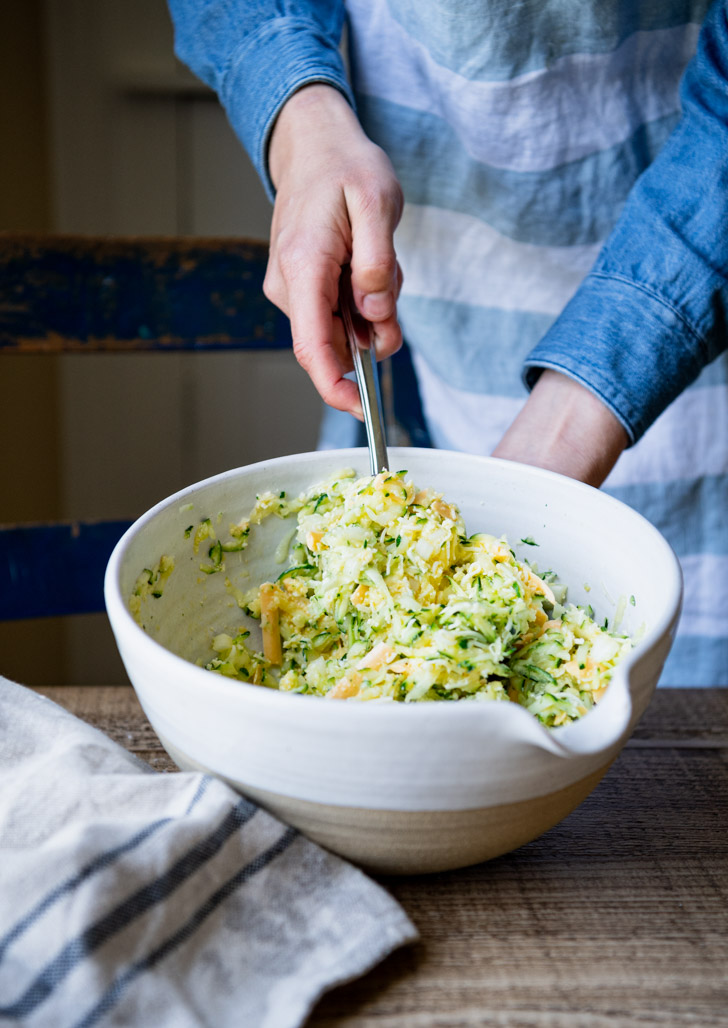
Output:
top-left (168, 0), bottom-right (353, 197)
top-left (523, 1), bottom-right (728, 444)
top-left (492, 370), bottom-right (629, 487)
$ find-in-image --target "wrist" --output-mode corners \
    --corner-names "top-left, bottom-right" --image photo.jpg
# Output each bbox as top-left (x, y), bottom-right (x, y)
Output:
top-left (492, 370), bottom-right (629, 487)
top-left (268, 84), bottom-right (360, 190)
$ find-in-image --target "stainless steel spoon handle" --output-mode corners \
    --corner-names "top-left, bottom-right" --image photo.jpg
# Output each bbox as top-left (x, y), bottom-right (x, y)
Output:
top-left (339, 265), bottom-right (389, 475)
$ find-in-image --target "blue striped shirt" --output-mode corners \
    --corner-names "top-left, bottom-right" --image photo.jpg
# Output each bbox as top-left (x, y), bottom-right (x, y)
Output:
top-left (170, 0), bottom-right (728, 685)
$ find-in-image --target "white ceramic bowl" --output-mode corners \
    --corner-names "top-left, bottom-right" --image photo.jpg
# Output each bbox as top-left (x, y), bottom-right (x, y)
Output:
top-left (105, 449), bottom-right (682, 874)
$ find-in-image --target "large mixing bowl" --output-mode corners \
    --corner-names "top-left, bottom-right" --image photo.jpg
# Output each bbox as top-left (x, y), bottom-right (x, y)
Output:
top-left (105, 449), bottom-right (682, 874)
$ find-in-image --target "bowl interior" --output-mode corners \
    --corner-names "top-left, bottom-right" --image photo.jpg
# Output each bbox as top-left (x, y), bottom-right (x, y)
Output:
top-left (114, 447), bottom-right (680, 681)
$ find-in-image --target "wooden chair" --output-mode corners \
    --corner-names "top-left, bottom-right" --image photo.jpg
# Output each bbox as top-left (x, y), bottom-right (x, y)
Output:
top-left (0, 233), bottom-right (430, 621)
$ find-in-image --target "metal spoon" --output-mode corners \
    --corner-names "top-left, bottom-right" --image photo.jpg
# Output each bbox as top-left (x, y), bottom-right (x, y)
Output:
top-left (339, 265), bottom-right (389, 475)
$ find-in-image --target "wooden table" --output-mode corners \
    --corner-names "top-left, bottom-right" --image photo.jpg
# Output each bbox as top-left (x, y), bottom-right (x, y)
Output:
top-left (33, 685), bottom-right (728, 1027)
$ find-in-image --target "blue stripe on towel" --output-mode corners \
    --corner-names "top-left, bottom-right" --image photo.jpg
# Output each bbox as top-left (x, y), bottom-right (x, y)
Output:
top-left (74, 827), bottom-right (299, 1028)
top-left (0, 776), bottom-right (212, 964)
top-left (0, 795), bottom-right (258, 1020)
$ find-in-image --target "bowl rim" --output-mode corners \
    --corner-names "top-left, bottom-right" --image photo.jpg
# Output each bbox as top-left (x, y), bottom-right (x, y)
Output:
top-left (104, 447), bottom-right (683, 744)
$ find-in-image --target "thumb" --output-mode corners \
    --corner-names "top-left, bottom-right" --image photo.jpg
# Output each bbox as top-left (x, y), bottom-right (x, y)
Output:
top-left (348, 185), bottom-right (402, 323)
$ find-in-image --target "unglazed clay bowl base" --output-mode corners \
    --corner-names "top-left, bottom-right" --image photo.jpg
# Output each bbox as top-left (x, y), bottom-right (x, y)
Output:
top-left (106, 449), bottom-right (682, 874)
top-left (161, 732), bottom-right (612, 874)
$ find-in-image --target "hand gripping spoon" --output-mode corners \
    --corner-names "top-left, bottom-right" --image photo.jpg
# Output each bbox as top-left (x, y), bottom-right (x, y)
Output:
top-left (338, 265), bottom-right (390, 475)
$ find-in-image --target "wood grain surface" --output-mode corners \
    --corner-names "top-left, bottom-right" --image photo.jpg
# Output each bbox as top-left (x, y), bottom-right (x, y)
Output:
top-left (31, 685), bottom-right (728, 1027)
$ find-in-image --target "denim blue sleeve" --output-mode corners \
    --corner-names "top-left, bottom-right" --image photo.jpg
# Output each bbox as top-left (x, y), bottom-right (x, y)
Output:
top-left (167, 1), bottom-right (354, 201)
top-left (523, 0), bottom-right (728, 445)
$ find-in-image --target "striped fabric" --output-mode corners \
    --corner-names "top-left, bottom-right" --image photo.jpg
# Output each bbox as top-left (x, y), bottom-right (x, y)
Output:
top-left (0, 680), bottom-right (416, 1027)
top-left (344, 0), bottom-right (726, 686)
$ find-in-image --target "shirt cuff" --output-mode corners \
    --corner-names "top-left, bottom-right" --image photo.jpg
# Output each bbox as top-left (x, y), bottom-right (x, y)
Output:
top-left (220, 19), bottom-right (355, 201)
top-left (522, 272), bottom-right (711, 445)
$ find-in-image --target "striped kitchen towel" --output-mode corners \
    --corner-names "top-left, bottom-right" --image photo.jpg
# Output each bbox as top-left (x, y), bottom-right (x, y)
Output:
top-left (0, 678), bottom-right (417, 1028)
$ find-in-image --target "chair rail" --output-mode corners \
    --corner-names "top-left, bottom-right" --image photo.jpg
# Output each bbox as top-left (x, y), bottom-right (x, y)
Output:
top-left (0, 233), bottom-right (291, 353)
top-left (0, 519), bottom-right (132, 619)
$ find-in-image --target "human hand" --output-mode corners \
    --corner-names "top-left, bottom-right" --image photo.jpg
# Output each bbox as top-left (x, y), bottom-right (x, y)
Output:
top-left (266, 84), bottom-right (404, 417)
top-left (491, 370), bottom-right (629, 487)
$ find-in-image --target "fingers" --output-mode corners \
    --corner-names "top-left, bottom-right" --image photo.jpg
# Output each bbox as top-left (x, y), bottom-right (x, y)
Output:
top-left (284, 266), bottom-right (363, 417)
top-left (264, 223), bottom-right (363, 415)
top-left (265, 200), bottom-right (402, 415)
top-left (264, 90), bottom-right (404, 415)
top-left (370, 314), bottom-right (402, 362)
top-left (347, 178), bottom-right (404, 328)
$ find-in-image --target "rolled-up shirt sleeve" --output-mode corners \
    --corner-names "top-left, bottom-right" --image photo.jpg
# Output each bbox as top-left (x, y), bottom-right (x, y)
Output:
top-left (523, 0), bottom-right (728, 444)
top-left (168, 0), bottom-right (353, 200)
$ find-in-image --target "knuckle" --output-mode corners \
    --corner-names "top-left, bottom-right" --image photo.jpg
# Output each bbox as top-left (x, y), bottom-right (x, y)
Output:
top-left (383, 178), bottom-right (404, 216)
top-left (292, 339), bottom-right (341, 408)
top-left (262, 268), bottom-right (279, 304)
top-left (360, 253), bottom-right (398, 279)
top-left (374, 329), bottom-right (402, 359)
top-left (355, 184), bottom-right (391, 222)
top-left (291, 337), bottom-right (313, 371)
top-left (272, 225), bottom-right (308, 277)
top-left (277, 245), bottom-right (308, 281)
top-left (319, 385), bottom-right (340, 409)
top-left (350, 165), bottom-right (402, 218)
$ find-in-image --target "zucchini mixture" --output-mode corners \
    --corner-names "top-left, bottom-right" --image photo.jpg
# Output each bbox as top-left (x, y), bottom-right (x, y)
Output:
top-left (192, 469), bottom-right (632, 726)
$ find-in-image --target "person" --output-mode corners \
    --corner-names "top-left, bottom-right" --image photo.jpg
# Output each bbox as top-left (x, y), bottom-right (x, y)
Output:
top-left (168, 0), bottom-right (728, 685)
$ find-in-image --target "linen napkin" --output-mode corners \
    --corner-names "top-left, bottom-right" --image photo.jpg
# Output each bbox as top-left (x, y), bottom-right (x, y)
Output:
top-left (0, 678), bottom-right (417, 1028)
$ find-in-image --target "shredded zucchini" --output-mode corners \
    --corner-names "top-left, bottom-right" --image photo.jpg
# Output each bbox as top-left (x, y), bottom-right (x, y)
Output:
top-left (197, 470), bottom-right (632, 725)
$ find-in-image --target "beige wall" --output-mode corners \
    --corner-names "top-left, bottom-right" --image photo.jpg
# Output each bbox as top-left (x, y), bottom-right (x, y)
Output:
top-left (1, 0), bottom-right (325, 685)
top-left (0, 1), bottom-right (67, 684)
top-left (0, 2), bottom-right (50, 232)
